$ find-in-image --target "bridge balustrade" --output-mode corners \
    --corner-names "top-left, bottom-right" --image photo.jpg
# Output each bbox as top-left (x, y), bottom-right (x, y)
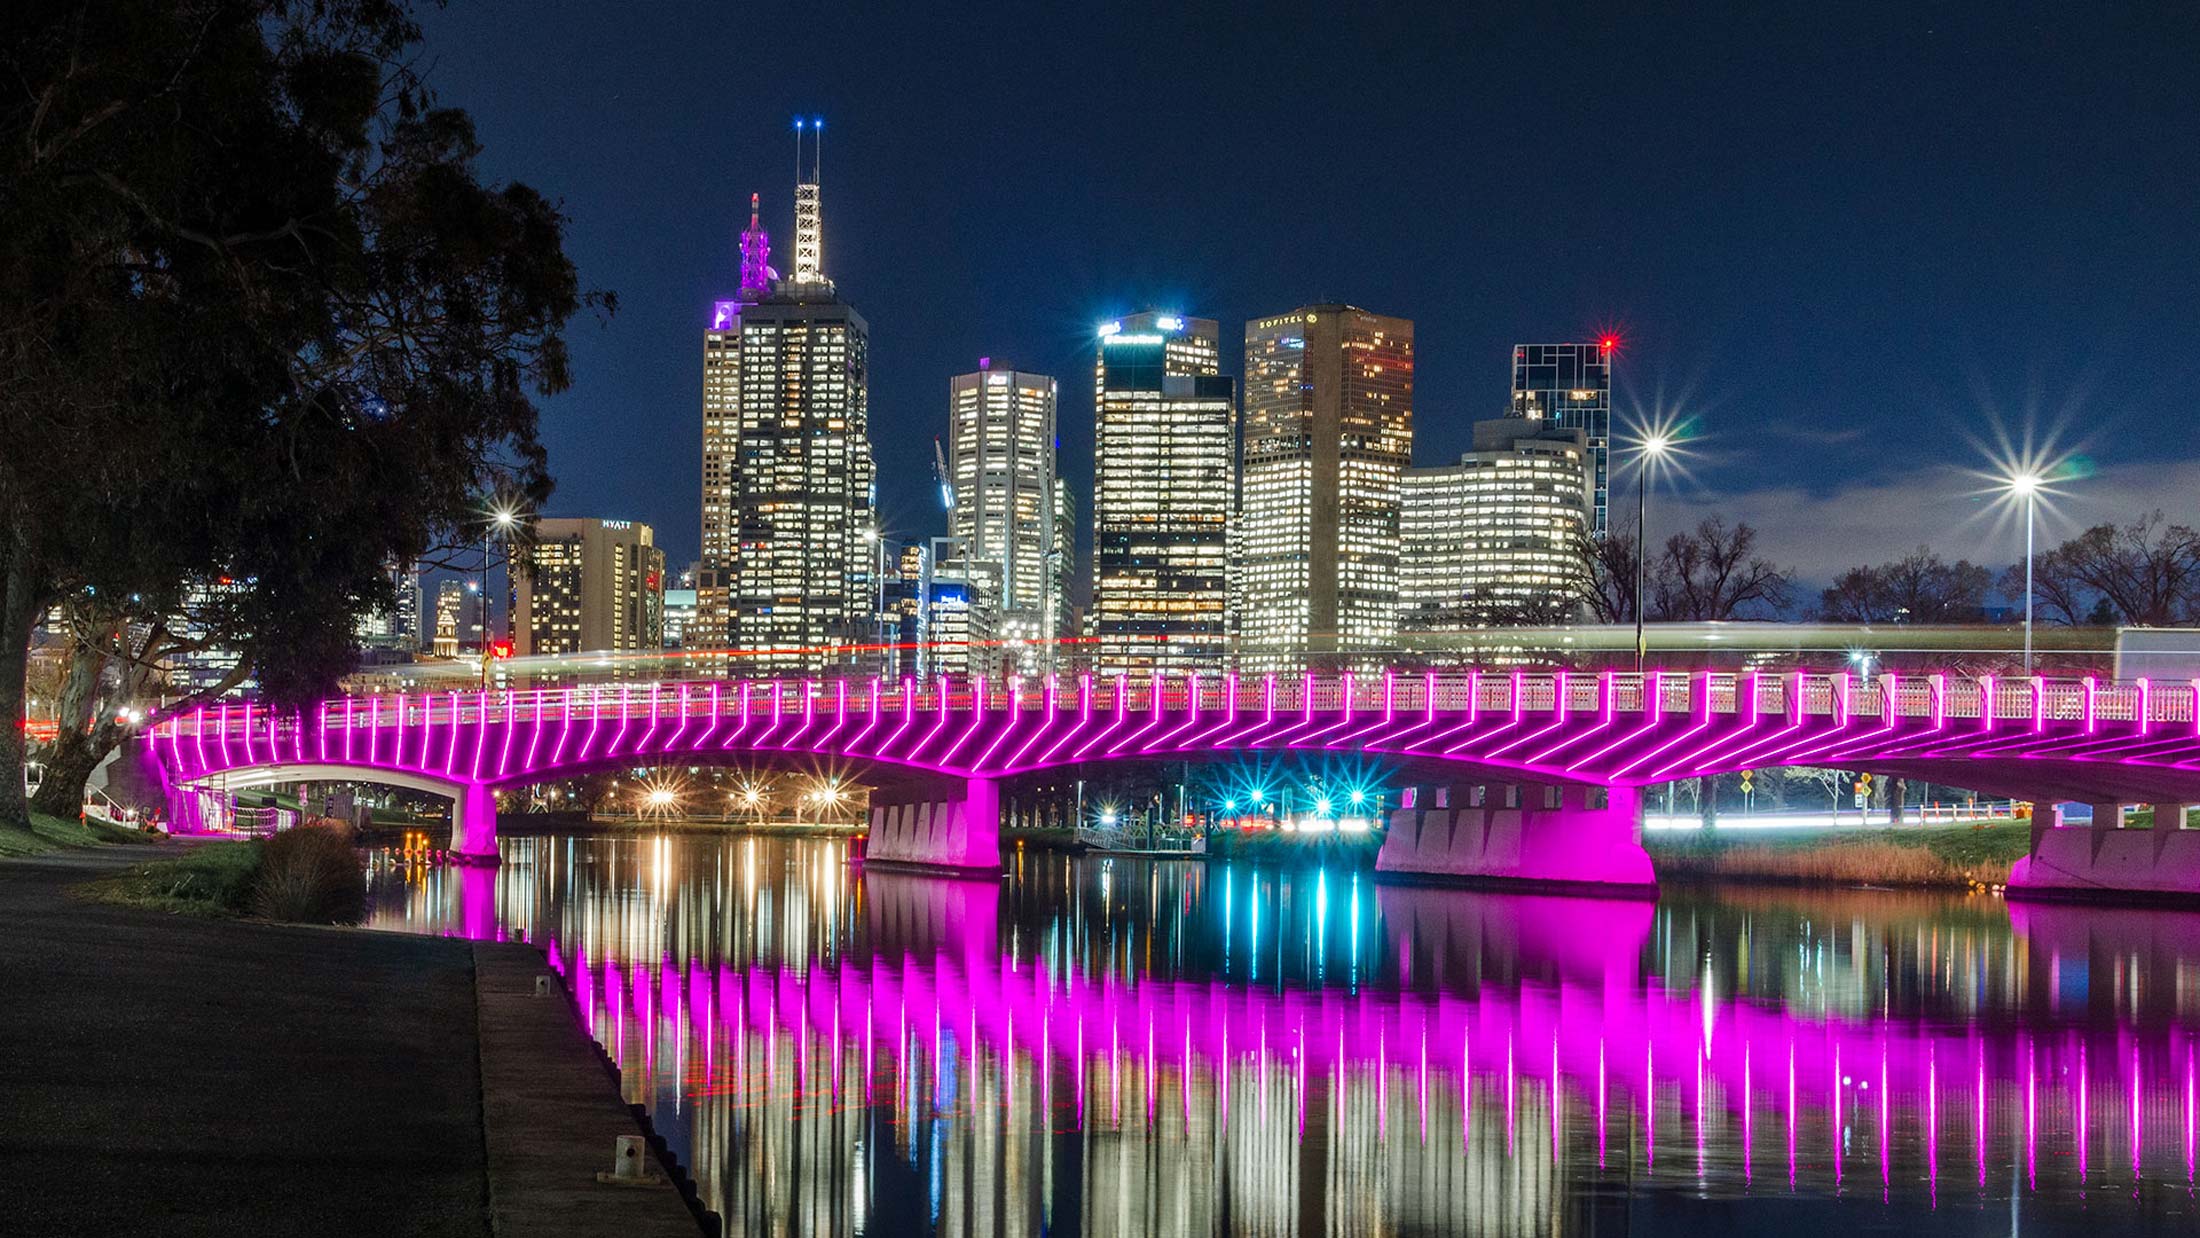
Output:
top-left (152, 669), bottom-right (2200, 745)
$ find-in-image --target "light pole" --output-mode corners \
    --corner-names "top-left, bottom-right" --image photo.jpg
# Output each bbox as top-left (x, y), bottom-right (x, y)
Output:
top-left (1633, 434), bottom-right (1672, 671)
top-left (483, 504), bottom-right (519, 687)
top-left (863, 525), bottom-right (888, 670)
top-left (2007, 472), bottom-right (2041, 672)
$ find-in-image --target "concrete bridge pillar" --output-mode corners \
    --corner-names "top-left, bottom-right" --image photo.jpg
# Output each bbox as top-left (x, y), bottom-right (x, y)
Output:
top-left (1375, 781), bottom-right (1655, 893)
top-left (448, 783), bottom-right (501, 867)
top-left (2089, 802), bottom-right (2125, 830)
top-left (863, 777), bottom-right (1001, 874)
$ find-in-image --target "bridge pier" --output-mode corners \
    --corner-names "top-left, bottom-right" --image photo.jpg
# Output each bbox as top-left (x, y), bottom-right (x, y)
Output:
top-left (448, 783), bottom-right (501, 867)
top-left (863, 778), bottom-right (1001, 874)
top-left (1375, 782), bottom-right (1655, 894)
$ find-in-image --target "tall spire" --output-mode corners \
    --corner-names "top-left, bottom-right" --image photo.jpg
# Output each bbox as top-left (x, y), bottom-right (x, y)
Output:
top-left (792, 116), bottom-right (826, 287)
top-left (737, 192), bottom-right (771, 300)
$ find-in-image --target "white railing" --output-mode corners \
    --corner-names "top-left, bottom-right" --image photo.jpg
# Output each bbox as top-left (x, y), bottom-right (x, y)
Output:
top-left (151, 670), bottom-right (2200, 743)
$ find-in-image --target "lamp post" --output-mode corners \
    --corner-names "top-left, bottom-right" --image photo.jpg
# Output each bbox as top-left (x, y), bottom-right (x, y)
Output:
top-left (1633, 434), bottom-right (1672, 671)
top-left (481, 505), bottom-right (520, 688)
top-left (2007, 472), bottom-right (2041, 672)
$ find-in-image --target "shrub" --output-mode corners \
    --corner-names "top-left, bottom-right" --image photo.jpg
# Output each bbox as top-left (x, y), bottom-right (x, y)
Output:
top-left (253, 822), bottom-right (367, 923)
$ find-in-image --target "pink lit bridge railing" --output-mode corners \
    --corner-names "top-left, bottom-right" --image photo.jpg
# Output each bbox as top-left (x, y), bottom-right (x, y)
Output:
top-left (149, 669), bottom-right (2200, 805)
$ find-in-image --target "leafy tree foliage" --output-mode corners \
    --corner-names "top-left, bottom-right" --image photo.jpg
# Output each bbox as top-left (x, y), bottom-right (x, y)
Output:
top-left (1, 1), bottom-right (607, 826)
top-left (1819, 546), bottom-right (1992, 623)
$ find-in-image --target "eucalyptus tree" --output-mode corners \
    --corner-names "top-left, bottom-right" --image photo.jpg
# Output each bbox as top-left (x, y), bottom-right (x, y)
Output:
top-left (1, 1), bottom-right (608, 825)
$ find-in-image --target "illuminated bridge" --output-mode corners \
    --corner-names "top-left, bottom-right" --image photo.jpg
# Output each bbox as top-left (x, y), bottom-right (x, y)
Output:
top-left (147, 670), bottom-right (2200, 896)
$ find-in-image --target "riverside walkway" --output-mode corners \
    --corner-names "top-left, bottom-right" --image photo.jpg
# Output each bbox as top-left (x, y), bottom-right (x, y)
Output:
top-left (0, 847), bottom-right (697, 1237)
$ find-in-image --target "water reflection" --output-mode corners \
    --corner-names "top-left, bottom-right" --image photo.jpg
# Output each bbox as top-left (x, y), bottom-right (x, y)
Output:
top-left (367, 836), bottom-right (2200, 1234)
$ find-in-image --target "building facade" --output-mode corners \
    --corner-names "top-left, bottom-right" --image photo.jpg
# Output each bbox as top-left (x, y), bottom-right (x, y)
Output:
top-left (356, 559), bottom-right (423, 652)
top-left (1400, 420), bottom-right (1592, 634)
top-left (660, 588), bottom-right (698, 650)
top-left (697, 142), bottom-right (876, 674)
top-left (947, 362), bottom-right (1062, 673)
top-left (1508, 342), bottom-right (1613, 534)
top-left (431, 579), bottom-right (473, 658)
top-left (512, 518), bottom-right (665, 657)
top-left (1239, 306), bottom-right (1413, 669)
top-left (1090, 312), bottom-right (1236, 676)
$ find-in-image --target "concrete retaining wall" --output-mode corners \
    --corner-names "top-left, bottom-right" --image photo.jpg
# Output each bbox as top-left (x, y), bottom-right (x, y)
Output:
top-left (2010, 823), bottom-right (2200, 899)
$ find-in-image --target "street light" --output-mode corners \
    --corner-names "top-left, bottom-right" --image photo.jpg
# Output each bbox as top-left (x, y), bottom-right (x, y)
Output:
top-left (1634, 434), bottom-right (1673, 671)
top-left (2005, 471), bottom-right (2043, 672)
top-left (483, 503), bottom-right (521, 687)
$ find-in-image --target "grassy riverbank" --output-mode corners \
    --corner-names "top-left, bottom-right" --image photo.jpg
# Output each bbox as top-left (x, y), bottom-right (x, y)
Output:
top-left (80, 828), bottom-right (367, 922)
top-left (1647, 822), bottom-right (2030, 889)
top-left (79, 840), bottom-right (264, 915)
top-left (0, 811), bottom-right (158, 857)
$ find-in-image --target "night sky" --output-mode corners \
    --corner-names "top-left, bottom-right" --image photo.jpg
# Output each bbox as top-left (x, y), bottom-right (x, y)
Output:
top-left (416, 1), bottom-right (2199, 589)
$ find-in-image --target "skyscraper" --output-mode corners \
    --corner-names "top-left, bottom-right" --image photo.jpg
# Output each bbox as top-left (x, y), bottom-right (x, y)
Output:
top-left (1090, 311), bottom-right (1235, 675)
top-left (947, 361), bottom-right (1061, 673)
top-left (1508, 342), bottom-right (1613, 534)
top-left (512, 518), bottom-right (665, 657)
top-left (1239, 306), bottom-right (1413, 669)
top-left (355, 559), bottom-right (423, 652)
top-left (697, 124), bottom-right (875, 673)
top-left (1400, 419), bottom-right (1593, 634)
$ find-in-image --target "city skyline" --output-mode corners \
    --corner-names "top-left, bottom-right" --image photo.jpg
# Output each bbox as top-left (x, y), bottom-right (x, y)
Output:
top-left (408, 2), bottom-right (2200, 588)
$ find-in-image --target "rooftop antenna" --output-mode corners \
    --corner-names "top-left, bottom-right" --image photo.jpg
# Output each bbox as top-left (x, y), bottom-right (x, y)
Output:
top-left (792, 115), bottom-right (826, 286)
top-left (737, 192), bottom-right (771, 299)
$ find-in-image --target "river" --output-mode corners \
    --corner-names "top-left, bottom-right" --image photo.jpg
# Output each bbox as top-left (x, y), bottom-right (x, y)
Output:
top-left (364, 833), bottom-right (2200, 1235)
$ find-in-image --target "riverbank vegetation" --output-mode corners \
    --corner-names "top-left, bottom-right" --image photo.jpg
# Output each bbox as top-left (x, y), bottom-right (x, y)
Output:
top-left (1647, 823), bottom-right (2030, 889)
top-left (82, 826), bottom-right (366, 923)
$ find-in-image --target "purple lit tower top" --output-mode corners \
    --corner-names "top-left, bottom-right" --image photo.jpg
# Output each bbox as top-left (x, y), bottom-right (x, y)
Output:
top-left (738, 192), bottom-right (773, 301)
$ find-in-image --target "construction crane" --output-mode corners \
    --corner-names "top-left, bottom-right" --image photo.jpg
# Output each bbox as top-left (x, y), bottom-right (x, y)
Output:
top-left (933, 438), bottom-right (954, 512)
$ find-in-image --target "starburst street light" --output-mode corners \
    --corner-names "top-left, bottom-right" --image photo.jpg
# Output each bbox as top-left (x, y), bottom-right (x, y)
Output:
top-left (2005, 469), bottom-right (2048, 672)
top-left (479, 500), bottom-right (525, 687)
top-left (1633, 430), bottom-right (1677, 671)
top-left (635, 771), bottom-right (686, 821)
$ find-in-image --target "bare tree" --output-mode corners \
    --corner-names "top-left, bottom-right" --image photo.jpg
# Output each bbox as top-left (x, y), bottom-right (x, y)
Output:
top-left (1583, 528), bottom-right (1639, 623)
top-left (2014, 513), bottom-right (2200, 627)
top-left (1650, 517), bottom-right (1793, 622)
top-left (1820, 546), bottom-right (1991, 623)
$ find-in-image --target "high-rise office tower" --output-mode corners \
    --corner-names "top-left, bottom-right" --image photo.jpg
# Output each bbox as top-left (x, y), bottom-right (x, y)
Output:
top-left (1400, 419), bottom-right (1593, 633)
top-left (697, 123), bottom-right (875, 673)
top-left (356, 559), bottom-right (423, 651)
top-left (1508, 342), bottom-right (1613, 533)
top-left (947, 361), bottom-right (1061, 673)
top-left (1239, 306), bottom-right (1413, 669)
top-left (512, 518), bottom-right (665, 656)
top-left (1090, 311), bottom-right (1235, 675)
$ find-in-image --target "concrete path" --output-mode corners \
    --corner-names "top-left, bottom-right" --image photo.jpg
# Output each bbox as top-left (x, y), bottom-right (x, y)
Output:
top-left (0, 847), bottom-right (698, 1237)
top-left (474, 943), bottom-right (698, 1236)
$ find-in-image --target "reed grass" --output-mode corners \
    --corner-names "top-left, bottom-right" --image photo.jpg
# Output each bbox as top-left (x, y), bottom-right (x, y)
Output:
top-left (1649, 823), bottom-right (2027, 889)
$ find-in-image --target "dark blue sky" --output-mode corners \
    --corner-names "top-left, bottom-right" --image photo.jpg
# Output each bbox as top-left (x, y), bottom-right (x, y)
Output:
top-left (419, 0), bottom-right (2199, 583)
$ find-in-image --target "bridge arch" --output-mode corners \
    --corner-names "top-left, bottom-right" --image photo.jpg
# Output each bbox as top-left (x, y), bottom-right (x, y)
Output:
top-left (170, 763), bottom-right (498, 864)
